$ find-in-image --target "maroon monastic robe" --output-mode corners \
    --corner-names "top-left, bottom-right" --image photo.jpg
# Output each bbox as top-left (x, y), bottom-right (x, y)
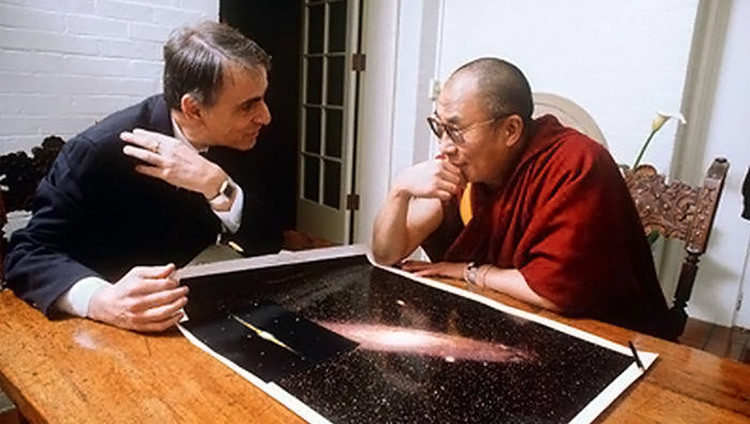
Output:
top-left (442, 115), bottom-right (670, 337)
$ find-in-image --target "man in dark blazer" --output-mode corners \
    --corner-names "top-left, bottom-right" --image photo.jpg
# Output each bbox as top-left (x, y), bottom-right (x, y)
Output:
top-left (4, 21), bottom-right (282, 332)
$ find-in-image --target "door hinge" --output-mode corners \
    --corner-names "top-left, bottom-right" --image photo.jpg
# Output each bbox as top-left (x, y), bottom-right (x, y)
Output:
top-left (429, 78), bottom-right (441, 100)
top-left (346, 193), bottom-right (360, 211)
top-left (736, 291), bottom-right (743, 312)
top-left (352, 53), bottom-right (366, 72)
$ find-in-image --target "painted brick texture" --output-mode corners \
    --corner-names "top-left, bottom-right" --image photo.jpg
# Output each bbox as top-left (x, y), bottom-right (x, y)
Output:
top-left (0, 0), bottom-right (218, 154)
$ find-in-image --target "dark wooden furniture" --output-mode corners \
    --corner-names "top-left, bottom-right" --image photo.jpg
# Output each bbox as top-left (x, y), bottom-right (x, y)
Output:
top-left (282, 230), bottom-right (337, 251)
top-left (0, 137), bottom-right (65, 213)
top-left (624, 157), bottom-right (730, 339)
top-left (0, 193), bottom-right (6, 283)
top-left (0, 136), bottom-right (65, 284)
top-left (0, 277), bottom-right (749, 423)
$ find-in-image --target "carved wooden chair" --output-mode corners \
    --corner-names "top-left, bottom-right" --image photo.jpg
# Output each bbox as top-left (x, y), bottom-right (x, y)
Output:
top-left (0, 192), bottom-right (6, 282)
top-left (1, 136), bottom-right (66, 284)
top-left (623, 157), bottom-right (730, 338)
top-left (532, 92), bottom-right (608, 148)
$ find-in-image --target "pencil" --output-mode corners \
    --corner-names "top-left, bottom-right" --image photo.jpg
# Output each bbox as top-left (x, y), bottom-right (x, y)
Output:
top-left (628, 341), bottom-right (645, 370)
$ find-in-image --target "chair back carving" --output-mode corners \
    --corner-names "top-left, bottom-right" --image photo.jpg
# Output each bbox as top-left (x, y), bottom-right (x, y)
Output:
top-left (0, 136), bottom-right (66, 283)
top-left (0, 193), bottom-right (6, 282)
top-left (623, 157), bottom-right (729, 338)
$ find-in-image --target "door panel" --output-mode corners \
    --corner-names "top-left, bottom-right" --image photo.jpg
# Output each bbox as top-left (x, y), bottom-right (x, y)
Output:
top-left (297, 0), bottom-right (361, 244)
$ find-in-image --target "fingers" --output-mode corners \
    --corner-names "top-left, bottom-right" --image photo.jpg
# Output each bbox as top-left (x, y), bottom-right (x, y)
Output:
top-left (119, 287), bottom-right (188, 331)
top-left (134, 263), bottom-right (177, 279)
top-left (399, 260), bottom-right (433, 272)
top-left (133, 164), bottom-right (163, 179)
top-left (126, 278), bottom-right (180, 298)
top-left (133, 128), bottom-right (172, 141)
top-left (121, 130), bottom-right (160, 153)
top-left (120, 264), bottom-right (179, 296)
top-left (438, 160), bottom-right (463, 184)
top-left (122, 144), bottom-right (164, 167)
top-left (434, 180), bottom-right (461, 202)
top-left (432, 160), bottom-right (464, 201)
top-left (132, 311), bottom-right (184, 333)
top-left (133, 294), bottom-right (188, 324)
top-left (421, 162), bottom-right (462, 201)
top-left (121, 128), bottom-right (173, 151)
top-left (401, 261), bottom-right (458, 279)
top-left (130, 285), bottom-right (188, 313)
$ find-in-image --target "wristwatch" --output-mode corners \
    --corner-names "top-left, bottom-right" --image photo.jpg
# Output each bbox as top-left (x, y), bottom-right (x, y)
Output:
top-left (464, 261), bottom-right (480, 287)
top-left (208, 178), bottom-right (235, 210)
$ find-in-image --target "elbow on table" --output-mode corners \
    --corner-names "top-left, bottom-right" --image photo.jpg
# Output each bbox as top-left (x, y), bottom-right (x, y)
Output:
top-left (370, 244), bottom-right (406, 267)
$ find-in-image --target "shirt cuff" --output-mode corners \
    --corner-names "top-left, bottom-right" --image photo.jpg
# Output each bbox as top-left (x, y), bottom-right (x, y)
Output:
top-left (54, 276), bottom-right (112, 318)
top-left (213, 181), bottom-right (243, 234)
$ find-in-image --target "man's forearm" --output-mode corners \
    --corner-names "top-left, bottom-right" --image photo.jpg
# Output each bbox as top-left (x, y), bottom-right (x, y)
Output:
top-left (372, 189), bottom-right (413, 265)
top-left (480, 266), bottom-right (561, 311)
top-left (54, 276), bottom-right (112, 317)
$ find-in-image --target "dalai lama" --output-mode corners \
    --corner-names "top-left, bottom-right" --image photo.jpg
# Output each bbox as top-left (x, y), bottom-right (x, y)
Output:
top-left (372, 57), bottom-right (671, 339)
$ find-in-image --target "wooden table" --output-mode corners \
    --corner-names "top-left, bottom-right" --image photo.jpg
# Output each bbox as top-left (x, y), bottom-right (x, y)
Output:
top-left (1, 279), bottom-right (749, 423)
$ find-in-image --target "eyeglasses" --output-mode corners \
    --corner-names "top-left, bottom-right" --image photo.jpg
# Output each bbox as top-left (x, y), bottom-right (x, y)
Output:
top-left (427, 112), bottom-right (513, 146)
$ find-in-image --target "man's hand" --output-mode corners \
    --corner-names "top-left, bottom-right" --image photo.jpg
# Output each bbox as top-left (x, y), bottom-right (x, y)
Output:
top-left (392, 159), bottom-right (465, 202)
top-left (88, 264), bottom-right (188, 332)
top-left (120, 128), bottom-right (226, 199)
top-left (400, 260), bottom-right (466, 280)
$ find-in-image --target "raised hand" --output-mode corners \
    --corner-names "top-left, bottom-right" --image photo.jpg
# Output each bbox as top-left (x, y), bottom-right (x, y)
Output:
top-left (120, 128), bottom-right (226, 199)
top-left (392, 159), bottom-right (465, 202)
top-left (88, 264), bottom-right (188, 332)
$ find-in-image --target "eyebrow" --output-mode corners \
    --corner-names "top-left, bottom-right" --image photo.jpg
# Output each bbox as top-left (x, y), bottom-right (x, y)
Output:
top-left (238, 96), bottom-right (264, 110)
top-left (435, 111), bottom-right (461, 126)
top-left (435, 111), bottom-right (461, 127)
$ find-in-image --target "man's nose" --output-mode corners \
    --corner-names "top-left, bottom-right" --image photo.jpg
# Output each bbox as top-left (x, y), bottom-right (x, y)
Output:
top-left (438, 134), bottom-right (457, 155)
top-left (254, 101), bottom-right (272, 125)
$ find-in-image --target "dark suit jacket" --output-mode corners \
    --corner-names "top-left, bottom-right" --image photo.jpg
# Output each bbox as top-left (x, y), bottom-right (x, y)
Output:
top-left (4, 95), bottom-right (282, 315)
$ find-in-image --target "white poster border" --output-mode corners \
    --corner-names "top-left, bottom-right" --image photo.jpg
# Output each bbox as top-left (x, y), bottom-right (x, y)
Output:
top-left (177, 245), bottom-right (656, 424)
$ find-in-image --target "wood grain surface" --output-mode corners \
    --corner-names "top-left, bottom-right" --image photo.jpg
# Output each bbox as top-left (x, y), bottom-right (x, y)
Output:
top-left (1, 278), bottom-right (749, 423)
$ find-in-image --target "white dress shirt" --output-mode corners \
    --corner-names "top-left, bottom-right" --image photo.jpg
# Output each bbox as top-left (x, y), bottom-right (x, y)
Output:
top-left (54, 118), bottom-right (244, 317)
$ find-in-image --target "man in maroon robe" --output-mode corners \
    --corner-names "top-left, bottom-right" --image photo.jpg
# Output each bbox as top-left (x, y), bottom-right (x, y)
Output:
top-left (372, 58), bottom-right (671, 338)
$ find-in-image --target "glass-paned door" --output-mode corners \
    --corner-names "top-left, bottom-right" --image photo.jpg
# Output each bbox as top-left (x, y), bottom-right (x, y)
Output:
top-left (297, 0), bottom-right (361, 243)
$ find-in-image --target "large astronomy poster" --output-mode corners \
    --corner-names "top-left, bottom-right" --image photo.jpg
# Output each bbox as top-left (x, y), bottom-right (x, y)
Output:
top-left (178, 246), bottom-right (655, 424)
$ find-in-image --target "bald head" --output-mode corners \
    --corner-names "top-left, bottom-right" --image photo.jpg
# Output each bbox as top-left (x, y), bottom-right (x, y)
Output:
top-left (446, 58), bottom-right (533, 125)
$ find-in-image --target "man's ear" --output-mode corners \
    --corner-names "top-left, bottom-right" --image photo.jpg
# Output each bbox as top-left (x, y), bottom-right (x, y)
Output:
top-left (180, 94), bottom-right (204, 124)
top-left (503, 114), bottom-right (525, 147)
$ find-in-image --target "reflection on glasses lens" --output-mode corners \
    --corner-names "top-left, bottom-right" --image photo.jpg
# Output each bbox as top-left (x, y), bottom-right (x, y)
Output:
top-left (445, 127), bottom-right (462, 145)
top-left (427, 116), bottom-right (464, 146)
top-left (427, 117), bottom-right (443, 137)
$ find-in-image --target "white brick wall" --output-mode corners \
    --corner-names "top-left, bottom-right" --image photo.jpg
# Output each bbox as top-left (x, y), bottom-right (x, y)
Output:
top-left (0, 0), bottom-right (218, 154)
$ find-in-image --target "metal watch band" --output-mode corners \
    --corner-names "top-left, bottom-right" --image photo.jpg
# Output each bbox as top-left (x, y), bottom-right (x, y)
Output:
top-left (208, 178), bottom-right (235, 210)
top-left (208, 178), bottom-right (232, 202)
top-left (464, 261), bottom-right (480, 286)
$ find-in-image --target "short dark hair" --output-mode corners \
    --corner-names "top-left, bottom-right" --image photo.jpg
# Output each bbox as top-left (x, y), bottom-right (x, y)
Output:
top-left (163, 21), bottom-right (271, 110)
top-left (450, 57), bottom-right (533, 125)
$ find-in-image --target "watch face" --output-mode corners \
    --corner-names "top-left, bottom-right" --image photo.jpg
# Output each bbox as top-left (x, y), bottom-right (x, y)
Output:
top-left (221, 179), bottom-right (235, 198)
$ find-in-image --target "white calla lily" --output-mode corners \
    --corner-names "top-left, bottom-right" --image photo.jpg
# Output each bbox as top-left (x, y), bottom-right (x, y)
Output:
top-left (634, 111), bottom-right (687, 168)
top-left (651, 111), bottom-right (686, 132)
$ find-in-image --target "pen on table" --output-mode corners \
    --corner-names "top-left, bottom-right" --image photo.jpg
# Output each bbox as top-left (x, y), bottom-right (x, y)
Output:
top-left (628, 341), bottom-right (645, 370)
